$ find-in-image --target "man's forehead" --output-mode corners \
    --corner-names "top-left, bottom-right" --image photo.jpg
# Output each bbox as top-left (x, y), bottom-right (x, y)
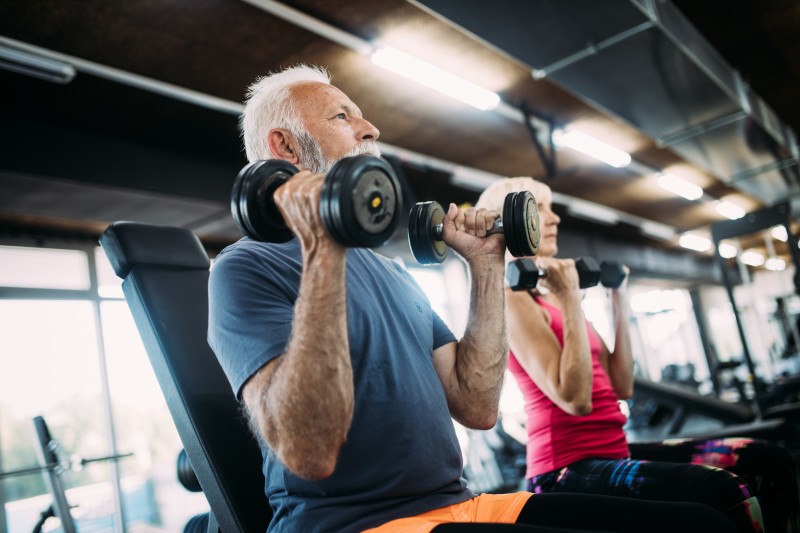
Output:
top-left (291, 82), bottom-right (358, 112)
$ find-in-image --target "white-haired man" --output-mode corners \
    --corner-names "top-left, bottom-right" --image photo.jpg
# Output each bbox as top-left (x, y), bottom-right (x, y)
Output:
top-left (208, 65), bottom-right (736, 533)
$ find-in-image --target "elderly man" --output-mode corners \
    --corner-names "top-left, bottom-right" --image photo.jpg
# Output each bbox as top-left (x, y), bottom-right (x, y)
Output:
top-left (207, 65), bottom-right (735, 533)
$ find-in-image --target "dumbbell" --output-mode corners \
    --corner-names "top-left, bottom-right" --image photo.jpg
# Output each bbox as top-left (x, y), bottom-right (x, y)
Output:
top-left (506, 257), bottom-right (601, 291)
top-left (408, 191), bottom-right (540, 264)
top-left (599, 260), bottom-right (627, 288)
top-left (230, 155), bottom-right (402, 248)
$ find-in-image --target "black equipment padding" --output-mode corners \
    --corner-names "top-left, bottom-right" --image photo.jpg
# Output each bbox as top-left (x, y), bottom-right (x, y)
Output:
top-left (100, 222), bottom-right (211, 278)
top-left (99, 221), bottom-right (270, 533)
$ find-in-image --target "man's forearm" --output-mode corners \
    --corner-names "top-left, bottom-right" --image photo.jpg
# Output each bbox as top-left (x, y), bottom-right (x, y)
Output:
top-left (253, 245), bottom-right (354, 479)
top-left (453, 258), bottom-right (508, 428)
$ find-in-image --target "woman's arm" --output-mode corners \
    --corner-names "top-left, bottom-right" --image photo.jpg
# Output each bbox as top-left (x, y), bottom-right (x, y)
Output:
top-left (507, 258), bottom-right (594, 415)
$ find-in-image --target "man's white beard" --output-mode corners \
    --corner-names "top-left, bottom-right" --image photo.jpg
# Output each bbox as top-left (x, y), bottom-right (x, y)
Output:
top-left (297, 130), bottom-right (381, 174)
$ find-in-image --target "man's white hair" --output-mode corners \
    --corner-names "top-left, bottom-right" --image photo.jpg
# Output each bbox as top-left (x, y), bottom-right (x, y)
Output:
top-left (241, 64), bottom-right (331, 163)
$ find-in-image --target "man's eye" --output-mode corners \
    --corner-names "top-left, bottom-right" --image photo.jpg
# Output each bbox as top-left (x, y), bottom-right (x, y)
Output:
top-left (335, 113), bottom-right (346, 119)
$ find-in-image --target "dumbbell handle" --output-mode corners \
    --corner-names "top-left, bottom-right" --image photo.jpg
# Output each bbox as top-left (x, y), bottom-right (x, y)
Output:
top-left (507, 257), bottom-right (600, 290)
top-left (431, 218), bottom-right (504, 239)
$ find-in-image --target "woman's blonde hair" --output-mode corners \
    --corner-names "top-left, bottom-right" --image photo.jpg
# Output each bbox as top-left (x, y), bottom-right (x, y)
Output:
top-left (475, 176), bottom-right (551, 213)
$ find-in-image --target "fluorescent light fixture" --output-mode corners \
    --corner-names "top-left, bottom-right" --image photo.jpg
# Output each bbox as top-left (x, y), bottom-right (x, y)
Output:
top-left (640, 220), bottom-right (676, 241)
top-left (657, 173), bottom-right (703, 201)
top-left (715, 200), bottom-right (745, 220)
top-left (765, 257), bottom-right (786, 271)
top-left (566, 200), bottom-right (620, 226)
top-left (771, 225), bottom-right (788, 242)
top-left (552, 129), bottom-right (631, 168)
top-left (371, 47), bottom-right (500, 111)
top-left (718, 242), bottom-right (738, 258)
top-left (0, 44), bottom-right (76, 84)
top-left (450, 166), bottom-right (501, 191)
top-left (740, 250), bottom-right (764, 266)
top-left (679, 233), bottom-right (711, 252)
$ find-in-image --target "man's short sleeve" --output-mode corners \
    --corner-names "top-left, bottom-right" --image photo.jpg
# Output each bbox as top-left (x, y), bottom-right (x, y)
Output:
top-left (208, 241), bottom-right (300, 398)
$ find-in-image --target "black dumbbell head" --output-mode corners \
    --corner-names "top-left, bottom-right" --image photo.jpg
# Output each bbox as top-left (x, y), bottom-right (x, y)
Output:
top-left (321, 155), bottom-right (402, 248)
top-left (503, 191), bottom-right (541, 258)
top-left (408, 200), bottom-right (448, 264)
top-left (231, 159), bottom-right (299, 242)
top-left (575, 257), bottom-right (601, 289)
top-left (506, 258), bottom-right (540, 291)
top-left (600, 261), bottom-right (627, 288)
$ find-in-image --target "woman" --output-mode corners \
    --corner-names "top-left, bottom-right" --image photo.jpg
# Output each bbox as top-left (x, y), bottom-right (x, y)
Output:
top-left (476, 177), bottom-right (798, 533)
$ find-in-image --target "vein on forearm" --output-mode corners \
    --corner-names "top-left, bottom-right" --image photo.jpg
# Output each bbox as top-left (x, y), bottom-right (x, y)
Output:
top-left (452, 259), bottom-right (508, 425)
top-left (252, 246), bottom-right (353, 477)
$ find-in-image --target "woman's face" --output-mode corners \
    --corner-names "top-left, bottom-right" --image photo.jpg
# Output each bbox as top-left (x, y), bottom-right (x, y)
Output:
top-left (535, 191), bottom-right (560, 258)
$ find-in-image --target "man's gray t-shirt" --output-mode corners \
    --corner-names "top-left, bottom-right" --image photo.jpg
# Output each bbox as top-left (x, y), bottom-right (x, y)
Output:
top-left (208, 238), bottom-right (474, 532)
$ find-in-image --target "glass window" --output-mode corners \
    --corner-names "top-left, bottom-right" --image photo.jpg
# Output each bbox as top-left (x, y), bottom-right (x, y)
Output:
top-left (628, 286), bottom-right (710, 393)
top-left (0, 246), bottom-right (89, 290)
top-left (95, 247), bottom-right (123, 299)
top-left (101, 301), bottom-right (209, 532)
top-left (0, 300), bottom-right (112, 530)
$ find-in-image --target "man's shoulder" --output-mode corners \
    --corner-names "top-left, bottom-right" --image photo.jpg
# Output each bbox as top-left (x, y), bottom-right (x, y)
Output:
top-left (214, 237), bottom-right (299, 265)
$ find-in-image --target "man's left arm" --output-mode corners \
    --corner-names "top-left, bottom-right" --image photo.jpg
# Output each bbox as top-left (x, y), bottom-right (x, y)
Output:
top-left (432, 204), bottom-right (508, 430)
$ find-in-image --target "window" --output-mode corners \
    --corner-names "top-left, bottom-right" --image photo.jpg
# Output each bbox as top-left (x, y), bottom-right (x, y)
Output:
top-left (0, 242), bottom-right (207, 533)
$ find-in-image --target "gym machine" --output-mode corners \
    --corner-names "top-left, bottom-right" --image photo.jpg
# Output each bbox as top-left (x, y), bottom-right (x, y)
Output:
top-left (0, 416), bottom-right (131, 533)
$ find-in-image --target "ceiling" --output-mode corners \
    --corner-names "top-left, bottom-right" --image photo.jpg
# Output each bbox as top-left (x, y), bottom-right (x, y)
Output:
top-left (0, 0), bottom-right (798, 269)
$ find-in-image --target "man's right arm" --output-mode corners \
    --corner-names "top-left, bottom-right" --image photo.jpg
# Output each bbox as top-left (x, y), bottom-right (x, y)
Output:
top-left (242, 172), bottom-right (354, 481)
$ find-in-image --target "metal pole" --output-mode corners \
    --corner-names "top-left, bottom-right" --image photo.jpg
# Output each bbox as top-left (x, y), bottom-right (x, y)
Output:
top-left (32, 417), bottom-right (76, 533)
top-left (88, 249), bottom-right (127, 533)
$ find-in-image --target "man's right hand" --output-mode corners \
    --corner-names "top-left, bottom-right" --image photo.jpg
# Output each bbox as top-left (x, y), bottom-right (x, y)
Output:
top-left (273, 170), bottom-right (345, 254)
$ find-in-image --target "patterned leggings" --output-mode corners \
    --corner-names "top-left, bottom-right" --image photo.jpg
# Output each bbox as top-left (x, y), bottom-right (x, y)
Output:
top-left (527, 438), bottom-right (799, 533)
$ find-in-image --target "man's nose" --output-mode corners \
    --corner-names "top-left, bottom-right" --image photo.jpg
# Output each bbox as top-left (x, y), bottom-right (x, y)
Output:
top-left (359, 118), bottom-right (379, 141)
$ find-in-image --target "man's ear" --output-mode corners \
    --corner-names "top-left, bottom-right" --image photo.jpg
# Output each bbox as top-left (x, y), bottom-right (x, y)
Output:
top-left (267, 129), bottom-right (299, 164)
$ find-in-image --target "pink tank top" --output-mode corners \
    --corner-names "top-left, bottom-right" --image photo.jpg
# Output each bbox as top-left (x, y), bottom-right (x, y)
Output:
top-left (508, 295), bottom-right (629, 478)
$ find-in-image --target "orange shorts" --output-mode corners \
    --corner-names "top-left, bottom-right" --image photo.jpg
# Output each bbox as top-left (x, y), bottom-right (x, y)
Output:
top-left (362, 492), bottom-right (533, 533)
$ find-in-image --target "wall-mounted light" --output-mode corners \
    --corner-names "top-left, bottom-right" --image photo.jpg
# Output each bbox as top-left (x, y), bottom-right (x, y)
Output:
top-left (679, 232), bottom-right (711, 252)
top-left (371, 47), bottom-right (500, 111)
top-left (0, 44), bottom-right (75, 84)
top-left (715, 200), bottom-right (745, 220)
top-left (552, 129), bottom-right (631, 168)
top-left (656, 173), bottom-right (703, 201)
top-left (718, 241), bottom-right (738, 258)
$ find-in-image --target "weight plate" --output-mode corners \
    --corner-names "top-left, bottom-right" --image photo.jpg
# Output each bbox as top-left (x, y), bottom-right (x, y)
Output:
top-left (231, 159), bottom-right (297, 242)
top-left (503, 191), bottom-right (540, 257)
top-left (518, 191), bottom-right (541, 257)
top-left (322, 155), bottom-right (402, 248)
top-left (502, 192), bottom-right (523, 257)
top-left (408, 201), bottom-right (448, 264)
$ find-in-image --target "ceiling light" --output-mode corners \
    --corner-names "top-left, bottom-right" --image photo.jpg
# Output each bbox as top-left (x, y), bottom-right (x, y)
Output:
top-left (566, 200), bottom-right (620, 225)
top-left (718, 242), bottom-right (738, 258)
top-left (715, 200), bottom-right (745, 220)
top-left (657, 173), bottom-right (703, 201)
top-left (371, 47), bottom-right (500, 111)
top-left (552, 129), bottom-right (631, 168)
top-left (740, 250), bottom-right (764, 266)
top-left (640, 220), bottom-right (676, 241)
top-left (449, 166), bottom-right (500, 191)
top-left (765, 257), bottom-right (786, 271)
top-left (0, 44), bottom-right (75, 83)
top-left (679, 233), bottom-right (711, 252)
top-left (771, 225), bottom-right (788, 242)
